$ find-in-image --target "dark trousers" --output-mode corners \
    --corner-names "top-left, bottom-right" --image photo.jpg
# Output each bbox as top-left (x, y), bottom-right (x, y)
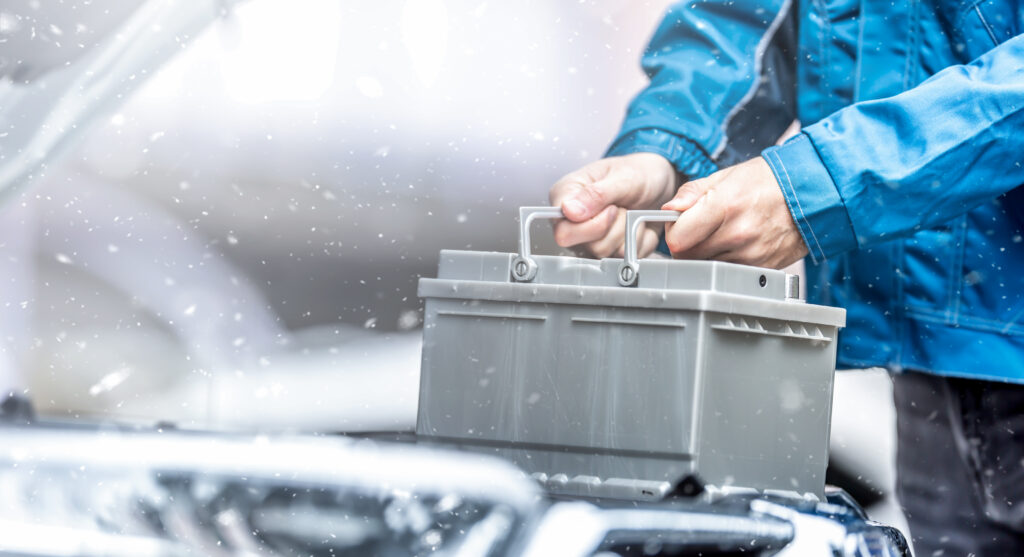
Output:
top-left (893, 371), bottom-right (1024, 556)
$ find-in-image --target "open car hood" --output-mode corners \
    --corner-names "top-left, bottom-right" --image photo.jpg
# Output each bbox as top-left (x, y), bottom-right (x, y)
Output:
top-left (0, 0), bottom-right (236, 201)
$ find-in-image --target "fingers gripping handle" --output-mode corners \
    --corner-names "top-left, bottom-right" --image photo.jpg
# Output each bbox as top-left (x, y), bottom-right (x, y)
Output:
top-left (618, 210), bottom-right (680, 286)
top-left (512, 206), bottom-right (565, 282)
top-left (510, 206), bottom-right (680, 286)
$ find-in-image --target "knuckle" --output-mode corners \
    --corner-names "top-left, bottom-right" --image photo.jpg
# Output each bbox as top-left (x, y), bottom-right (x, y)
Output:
top-left (733, 221), bottom-right (758, 245)
top-left (548, 182), bottom-right (581, 202)
top-left (701, 187), bottom-right (721, 208)
top-left (605, 205), bottom-right (621, 226)
top-left (677, 181), bottom-right (702, 197)
top-left (549, 179), bottom-right (583, 204)
top-left (552, 223), bottom-right (574, 247)
top-left (639, 231), bottom-right (659, 257)
top-left (588, 240), bottom-right (614, 259)
top-left (549, 177), bottom-right (570, 195)
top-left (582, 184), bottom-right (607, 207)
top-left (664, 234), bottom-right (683, 256)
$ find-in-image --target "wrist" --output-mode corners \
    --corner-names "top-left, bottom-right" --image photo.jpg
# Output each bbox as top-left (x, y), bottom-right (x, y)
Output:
top-left (618, 152), bottom-right (681, 206)
top-left (605, 128), bottom-right (718, 187)
top-left (761, 134), bottom-right (858, 263)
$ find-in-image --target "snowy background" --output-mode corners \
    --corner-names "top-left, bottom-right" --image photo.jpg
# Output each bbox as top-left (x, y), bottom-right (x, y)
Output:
top-left (0, 0), bottom-right (907, 539)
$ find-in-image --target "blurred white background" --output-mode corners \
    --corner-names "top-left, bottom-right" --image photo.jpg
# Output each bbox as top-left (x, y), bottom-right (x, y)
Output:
top-left (2, 0), bottom-right (674, 426)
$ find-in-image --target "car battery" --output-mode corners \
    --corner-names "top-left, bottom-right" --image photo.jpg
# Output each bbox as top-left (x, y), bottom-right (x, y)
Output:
top-left (416, 207), bottom-right (846, 501)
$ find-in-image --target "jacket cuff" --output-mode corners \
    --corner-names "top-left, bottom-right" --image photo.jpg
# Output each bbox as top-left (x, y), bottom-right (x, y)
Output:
top-left (606, 128), bottom-right (718, 181)
top-left (761, 133), bottom-right (858, 263)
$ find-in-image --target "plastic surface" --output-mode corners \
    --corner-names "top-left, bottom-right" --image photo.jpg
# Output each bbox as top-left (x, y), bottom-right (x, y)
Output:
top-left (618, 210), bottom-right (681, 286)
top-left (512, 207), bottom-right (565, 282)
top-left (417, 210), bottom-right (846, 500)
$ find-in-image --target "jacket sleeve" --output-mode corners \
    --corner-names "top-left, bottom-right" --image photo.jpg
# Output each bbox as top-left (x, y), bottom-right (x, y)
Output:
top-left (763, 33), bottom-right (1024, 264)
top-left (607, 0), bottom-right (798, 180)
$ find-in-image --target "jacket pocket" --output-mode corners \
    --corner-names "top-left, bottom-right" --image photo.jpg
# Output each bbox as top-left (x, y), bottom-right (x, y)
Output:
top-left (955, 201), bottom-right (1024, 335)
top-left (902, 220), bottom-right (962, 319)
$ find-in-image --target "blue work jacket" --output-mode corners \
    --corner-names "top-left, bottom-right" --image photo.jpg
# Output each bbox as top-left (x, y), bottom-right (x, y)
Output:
top-left (608, 0), bottom-right (1024, 382)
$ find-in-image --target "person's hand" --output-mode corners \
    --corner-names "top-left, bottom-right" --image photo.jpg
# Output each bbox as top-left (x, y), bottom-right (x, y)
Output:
top-left (661, 156), bottom-right (808, 269)
top-left (549, 153), bottom-right (680, 258)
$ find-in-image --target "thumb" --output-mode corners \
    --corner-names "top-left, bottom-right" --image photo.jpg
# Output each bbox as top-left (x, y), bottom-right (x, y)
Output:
top-left (551, 160), bottom-right (645, 222)
top-left (662, 177), bottom-right (713, 212)
top-left (549, 179), bottom-right (598, 222)
top-left (553, 176), bottom-right (640, 222)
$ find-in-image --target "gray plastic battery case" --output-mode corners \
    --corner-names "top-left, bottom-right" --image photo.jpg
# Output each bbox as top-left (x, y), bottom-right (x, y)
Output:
top-left (416, 207), bottom-right (846, 501)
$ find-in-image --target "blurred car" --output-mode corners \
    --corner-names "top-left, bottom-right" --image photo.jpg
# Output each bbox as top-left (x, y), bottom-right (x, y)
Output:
top-left (0, 413), bottom-right (908, 557)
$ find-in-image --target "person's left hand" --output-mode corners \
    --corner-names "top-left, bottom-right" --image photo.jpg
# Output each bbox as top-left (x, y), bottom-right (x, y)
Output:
top-left (661, 156), bottom-right (808, 269)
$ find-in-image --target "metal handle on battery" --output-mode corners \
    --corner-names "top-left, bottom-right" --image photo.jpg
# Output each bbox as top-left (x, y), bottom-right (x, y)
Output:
top-left (618, 210), bottom-right (681, 287)
top-left (512, 206), bottom-right (565, 282)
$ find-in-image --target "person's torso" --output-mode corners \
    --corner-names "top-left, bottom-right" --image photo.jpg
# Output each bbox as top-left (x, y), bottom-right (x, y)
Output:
top-left (795, 0), bottom-right (1024, 378)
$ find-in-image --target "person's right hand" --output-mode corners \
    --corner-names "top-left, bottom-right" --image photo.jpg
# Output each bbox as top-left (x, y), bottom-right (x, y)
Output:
top-left (548, 152), bottom-right (680, 258)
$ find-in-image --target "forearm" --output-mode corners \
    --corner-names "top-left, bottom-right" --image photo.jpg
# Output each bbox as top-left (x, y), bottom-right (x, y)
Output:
top-left (765, 33), bottom-right (1024, 262)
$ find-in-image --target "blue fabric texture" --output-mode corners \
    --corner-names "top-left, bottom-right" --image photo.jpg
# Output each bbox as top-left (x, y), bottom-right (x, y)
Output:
top-left (608, 0), bottom-right (1024, 382)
